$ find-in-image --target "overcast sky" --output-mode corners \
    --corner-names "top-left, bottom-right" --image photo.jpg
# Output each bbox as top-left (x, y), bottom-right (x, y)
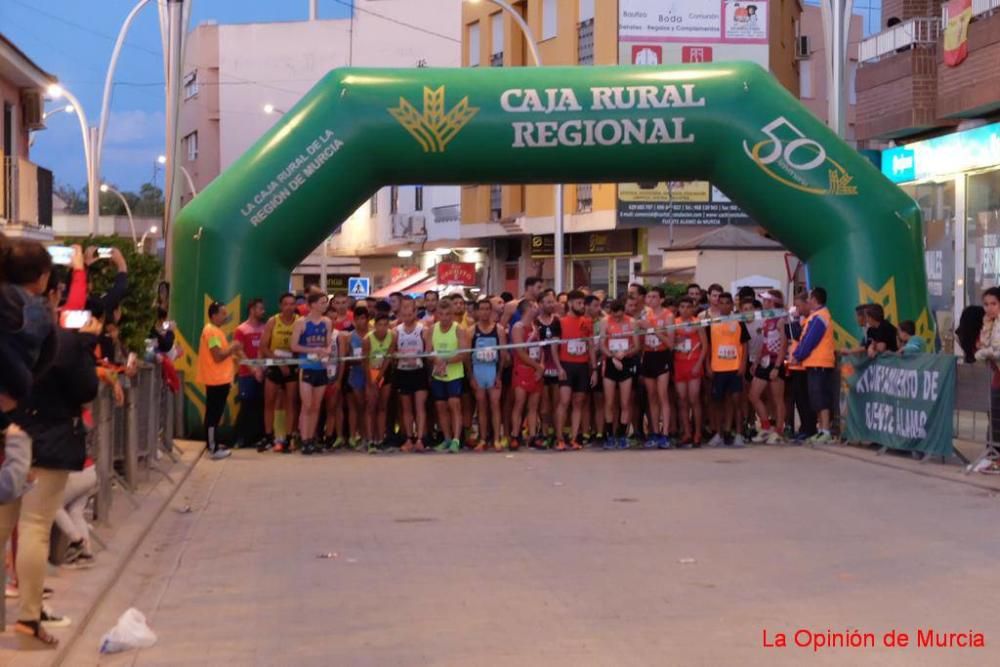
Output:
top-left (2, 0), bottom-right (352, 193)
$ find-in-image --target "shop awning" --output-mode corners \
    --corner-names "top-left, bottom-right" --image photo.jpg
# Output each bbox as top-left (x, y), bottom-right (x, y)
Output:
top-left (405, 277), bottom-right (440, 296)
top-left (372, 270), bottom-right (429, 298)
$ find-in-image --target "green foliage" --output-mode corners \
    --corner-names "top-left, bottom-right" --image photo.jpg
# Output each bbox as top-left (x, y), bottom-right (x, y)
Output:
top-left (79, 237), bottom-right (163, 354)
top-left (55, 182), bottom-right (165, 217)
top-left (657, 282), bottom-right (690, 301)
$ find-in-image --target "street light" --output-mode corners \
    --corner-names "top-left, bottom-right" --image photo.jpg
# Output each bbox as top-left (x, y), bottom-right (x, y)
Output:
top-left (263, 103), bottom-right (286, 115)
top-left (138, 224), bottom-right (159, 251)
top-left (47, 84), bottom-right (98, 234)
top-left (100, 183), bottom-right (138, 246)
top-left (464, 0), bottom-right (564, 292)
top-left (29, 104), bottom-right (76, 147)
top-left (158, 154), bottom-right (197, 197)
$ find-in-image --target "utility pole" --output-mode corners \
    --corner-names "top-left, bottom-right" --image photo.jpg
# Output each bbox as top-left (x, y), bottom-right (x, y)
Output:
top-left (162, 0), bottom-right (189, 283)
top-left (820, 0), bottom-right (854, 138)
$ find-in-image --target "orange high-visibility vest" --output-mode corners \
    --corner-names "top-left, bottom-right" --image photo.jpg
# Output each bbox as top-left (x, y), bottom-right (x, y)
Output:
top-left (802, 308), bottom-right (836, 369)
top-left (710, 320), bottom-right (743, 372)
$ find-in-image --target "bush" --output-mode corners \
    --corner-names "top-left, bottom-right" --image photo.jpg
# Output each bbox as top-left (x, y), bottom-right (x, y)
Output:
top-left (72, 236), bottom-right (162, 353)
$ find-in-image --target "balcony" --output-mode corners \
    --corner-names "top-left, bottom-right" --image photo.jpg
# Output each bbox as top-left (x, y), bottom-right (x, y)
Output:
top-left (856, 18), bottom-right (947, 140)
top-left (937, 2), bottom-right (1000, 118)
top-left (1, 155), bottom-right (52, 236)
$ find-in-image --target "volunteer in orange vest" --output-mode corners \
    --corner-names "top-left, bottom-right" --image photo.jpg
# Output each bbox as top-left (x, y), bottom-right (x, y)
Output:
top-left (705, 292), bottom-right (751, 447)
top-left (786, 291), bottom-right (817, 441)
top-left (197, 301), bottom-right (243, 460)
top-left (790, 287), bottom-right (836, 444)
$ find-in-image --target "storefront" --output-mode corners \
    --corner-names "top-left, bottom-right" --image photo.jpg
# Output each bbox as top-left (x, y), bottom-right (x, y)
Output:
top-left (528, 230), bottom-right (641, 298)
top-left (882, 122), bottom-right (1000, 352)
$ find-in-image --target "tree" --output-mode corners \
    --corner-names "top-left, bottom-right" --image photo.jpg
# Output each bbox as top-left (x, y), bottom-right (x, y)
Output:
top-left (56, 181), bottom-right (165, 217)
top-left (54, 183), bottom-right (87, 214)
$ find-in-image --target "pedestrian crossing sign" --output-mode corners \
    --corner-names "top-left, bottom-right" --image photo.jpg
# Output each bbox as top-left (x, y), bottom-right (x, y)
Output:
top-left (348, 277), bottom-right (370, 298)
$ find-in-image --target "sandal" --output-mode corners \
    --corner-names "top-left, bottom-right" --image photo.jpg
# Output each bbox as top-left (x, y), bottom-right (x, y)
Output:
top-left (16, 620), bottom-right (59, 647)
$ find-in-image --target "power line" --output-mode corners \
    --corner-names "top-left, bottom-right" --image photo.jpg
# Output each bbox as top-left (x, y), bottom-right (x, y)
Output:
top-left (329, 0), bottom-right (461, 43)
top-left (9, 0), bottom-right (162, 59)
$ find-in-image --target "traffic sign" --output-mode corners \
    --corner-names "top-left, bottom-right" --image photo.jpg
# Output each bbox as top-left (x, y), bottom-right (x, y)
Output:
top-left (348, 277), bottom-right (370, 298)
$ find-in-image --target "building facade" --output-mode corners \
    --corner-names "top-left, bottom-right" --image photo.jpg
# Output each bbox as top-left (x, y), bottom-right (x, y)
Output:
top-left (0, 34), bottom-right (55, 239)
top-left (178, 2), bottom-right (462, 293)
top-left (460, 0), bottom-right (804, 297)
top-left (856, 0), bottom-right (1000, 350)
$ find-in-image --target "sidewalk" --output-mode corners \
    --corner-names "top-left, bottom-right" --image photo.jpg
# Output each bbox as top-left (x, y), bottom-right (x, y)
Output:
top-left (0, 441), bottom-right (203, 667)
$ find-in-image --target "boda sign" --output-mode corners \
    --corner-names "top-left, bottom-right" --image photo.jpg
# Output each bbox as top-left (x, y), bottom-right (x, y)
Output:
top-left (436, 262), bottom-right (476, 286)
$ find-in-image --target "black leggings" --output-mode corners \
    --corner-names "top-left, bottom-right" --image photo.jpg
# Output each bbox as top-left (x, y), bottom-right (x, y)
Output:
top-left (204, 383), bottom-right (231, 451)
top-left (789, 371), bottom-right (816, 437)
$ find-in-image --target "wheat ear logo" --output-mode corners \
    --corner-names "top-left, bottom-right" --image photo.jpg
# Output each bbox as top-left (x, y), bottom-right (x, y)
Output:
top-left (389, 86), bottom-right (479, 153)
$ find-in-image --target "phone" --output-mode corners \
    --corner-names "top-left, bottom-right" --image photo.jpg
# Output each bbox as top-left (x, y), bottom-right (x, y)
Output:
top-left (127, 352), bottom-right (137, 369)
top-left (97, 247), bottom-right (114, 259)
top-left (60, 310), bottom-right (92, 329)
top-left (48, 246), bottom-right (74, 266)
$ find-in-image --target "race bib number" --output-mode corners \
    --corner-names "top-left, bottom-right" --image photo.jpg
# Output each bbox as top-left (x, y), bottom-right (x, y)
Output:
top-left (676, 338), bottom-right (693, 354)
top-left (528, 346), bottom-right (541, 360)
top-left (718, 345), bottom-right (738, 360)
top-left (475, 348), bottom-right (498, 363)
top-left (759, 355), bottom-right (771, 369)
top-left (567, 339), bottom-right (587, 356)
top-left (609, 338), bottom-right (629, 353)
top-left (645, 333), bottom-right (661, 348)
top-left (326, 364), bottom-right (338, 379)
top-left (352, 347), bottom-right (363, 359)
top-left (371, 356), bottom-right (384, 369)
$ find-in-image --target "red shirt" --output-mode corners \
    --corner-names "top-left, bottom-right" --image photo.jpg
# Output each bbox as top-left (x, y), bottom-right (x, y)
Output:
top-left (643, 308), bottom-right (672, 352)
top-left (234, 320), bottom-right (265, 377)
top-left (673, 317), bottom-right (703, 362)
top-left (604, 316), bottom-right (636, 357)
top-left (559, 314), bottom-right (593, 364)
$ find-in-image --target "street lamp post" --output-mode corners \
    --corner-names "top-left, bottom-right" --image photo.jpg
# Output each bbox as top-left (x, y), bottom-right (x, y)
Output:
top-left (820, 0), bottom-right (854, 138)
top-left (101, 183), bottom-right (138, 246)
top-left (138, 225), bottom-right (159, 251)
top-left (158, 155), bottom-right (197, 197)
top-left (465, 0), bottom-right (565, 291)
top-left (29, 104), bottom-right (75, 147)
top-left (47, 84), bottom-right (98, 235)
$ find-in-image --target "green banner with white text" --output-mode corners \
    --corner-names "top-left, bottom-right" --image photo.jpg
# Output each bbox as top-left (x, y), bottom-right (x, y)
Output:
top-left (843, 354), bottom-right (956, 457)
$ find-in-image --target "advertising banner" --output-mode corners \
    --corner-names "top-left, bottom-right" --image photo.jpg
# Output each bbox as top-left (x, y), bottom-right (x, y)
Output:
top-left (843, 353), bottom-right (956, 457)
top-left (619, 0), bottom-right (767, 225)
top-left (436, 262), bottom-right (477, 286)
top-left (618, 182), bottom-right (750, 225)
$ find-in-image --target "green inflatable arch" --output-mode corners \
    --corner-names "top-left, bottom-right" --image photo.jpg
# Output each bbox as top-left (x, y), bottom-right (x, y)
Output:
top-left (170, 62), bottom-right (929, 415)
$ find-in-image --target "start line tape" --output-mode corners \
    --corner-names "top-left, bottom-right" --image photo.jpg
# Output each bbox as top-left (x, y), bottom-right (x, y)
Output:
top-left (239, 308), bottom-right (792, 368)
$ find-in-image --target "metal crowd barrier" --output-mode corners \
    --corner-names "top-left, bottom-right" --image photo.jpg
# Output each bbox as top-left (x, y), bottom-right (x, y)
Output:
top-left (91, 362), bottom-right (182, 522)
top-left (954, 362), bottom-right (998, 473)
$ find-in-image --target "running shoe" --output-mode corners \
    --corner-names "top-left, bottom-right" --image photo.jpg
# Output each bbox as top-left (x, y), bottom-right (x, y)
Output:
top-left (508, 437), bottom-right (521, 451)
top-left (272, 441), bottom-right (285, 454)
top-left (256, 436), bottom-right (274, 453)
top-left (751, 430), bottom-right (772, 444)
top-left (434, 440), bottom-right (450, 453)
top-left (495, 437), bottom-right (509, 452)
top-left (569, 439), bottom-right (583, 451)
top-left (555, 440), bottom-right (568, 452)
top-left (474, 442), bottom-right (488, 452)
top-left (367, 441), bottom-right (379, 455)
top-left (643, 436), bottom-right (658, 450)
top-left (602, 436), bottom-right (616, 450)
top-left (729, 434), bottom-right (746, 448)
top-left (301, 441), bottom-right (315, 456)
top-left (808, 431), bottom-right (833, 445)
top-left (63, 553), bottom-right (95, 570)
top-left (765, 430), bottom-right (783, 445)
top-left (210, 448), bottom-right (232, 461)
top-left (657, 435), bottom-right (672, 450)
top-left (40, 606), bottom-right (71, 628)
top-left (401, 439), bottom-right (415, 453)
top-left (448, 439), bottom-right (461, 454)
top-left (349, 435), bottom-right (363, 451)
top-left (618, 436), bottom-right (630, 450)
top-left (706, 433), bottom-right (725, 448)
top-left (979, 461), bottom-right (1000, 475)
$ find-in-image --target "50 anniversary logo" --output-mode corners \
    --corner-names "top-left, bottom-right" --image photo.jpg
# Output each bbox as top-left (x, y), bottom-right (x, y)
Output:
top-left (743, 116), bottom-right (857, 196)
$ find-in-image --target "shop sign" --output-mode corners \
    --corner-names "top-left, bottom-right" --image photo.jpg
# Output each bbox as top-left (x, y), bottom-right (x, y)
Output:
top-left (530, 231), bottom-right (637, 258)
top-left (619, 0), bottom-right (768, 44)
top-left (618, 181), bottom-right (751, 225)
top-left (436, 262), bottom-right (477, 286)
top-left (881, 121), bottom-right (1000, 184)
top-left (327, 275), bottom-right (350, 292)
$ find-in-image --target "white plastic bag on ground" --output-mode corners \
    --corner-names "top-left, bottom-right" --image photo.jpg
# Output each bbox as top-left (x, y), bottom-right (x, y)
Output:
top-left (99, 608), bottom-right (157, 654)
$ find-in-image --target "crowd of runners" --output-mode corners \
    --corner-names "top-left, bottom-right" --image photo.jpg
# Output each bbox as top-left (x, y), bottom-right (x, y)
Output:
top-left (197, 277), bottom-right (853, 458)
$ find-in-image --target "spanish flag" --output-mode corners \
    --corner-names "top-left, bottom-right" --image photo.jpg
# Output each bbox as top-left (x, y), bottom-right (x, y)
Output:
top-left (943, 0), bottom-right (973, 67)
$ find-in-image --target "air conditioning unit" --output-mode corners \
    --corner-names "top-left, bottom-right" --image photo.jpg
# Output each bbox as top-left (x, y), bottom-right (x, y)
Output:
top-left (391, 213), bottom-right (410, 238)
top-left (410, 214), bottom-right (427, 237)
top-left (795, 35), bottom-right (811, 60)
top-left (21, 91), bottom-right (44, 131)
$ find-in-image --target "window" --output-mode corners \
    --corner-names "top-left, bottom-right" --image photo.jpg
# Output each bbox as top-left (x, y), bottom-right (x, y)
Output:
top-left (849, 62), bottom-right (858, 105)
top-left (184, 131), bottom-right (198, 161)
top-left (579, 0), bottom-right (595, 22)
top-left (390, 185), bottom-right (399, 214)
top-left (577, 184), bottom-right (593, 213)
top-left (490, 184), bottom-right (502, 221)
top-left (577, 17), bottom-right (594, 65)
top-left (543, 0), bottom-right (557, 40)
top-left (183, 71), bottom-right (198, 99)
top-left (491, 12), bottom-right (503, 57)
top-left (370, 192), bottom-right (378, 216)
top-left (799, 62), bottom-right (813, 99)
top-left (414, 185), bottom-right (424, 211)
top-left (468, 22), bottom-right (481, 67)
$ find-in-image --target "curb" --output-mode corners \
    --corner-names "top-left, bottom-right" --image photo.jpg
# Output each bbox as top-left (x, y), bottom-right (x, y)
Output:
top-left (47, 445), bottom-right (205, 667)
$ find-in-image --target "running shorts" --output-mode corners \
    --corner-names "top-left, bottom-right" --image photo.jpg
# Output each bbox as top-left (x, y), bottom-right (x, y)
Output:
top-left (559, 362), bottom-right (591, 394)
top-left (431, 377), bottom-right (464, 401)
top-left (300, 368), bottom-right (329, 388)
top-left (673, 358), bottom-right (702, 383)
top-left (711, 371), bottom-right (743, 400)
top-left (640, 350), bottom-right (672, 379)
top-left (513, 365), bottom-right (541, 394)
top-left (395, 368), bottom-right (429, 396)
top-left (473, 363), bottom-right (499, 391)
top-left (807, 367), bottom-right (835, 413)
top-left (603, 357), bottom-right (637, 384)
top-left (753, 364), bottom-right (786, 382)
top-left (265, 366), bottom-right (295, 385)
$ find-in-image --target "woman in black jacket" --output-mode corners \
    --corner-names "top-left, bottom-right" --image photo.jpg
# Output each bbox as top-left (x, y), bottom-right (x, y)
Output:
top-left (11, 307), bottom-right (101, 646)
